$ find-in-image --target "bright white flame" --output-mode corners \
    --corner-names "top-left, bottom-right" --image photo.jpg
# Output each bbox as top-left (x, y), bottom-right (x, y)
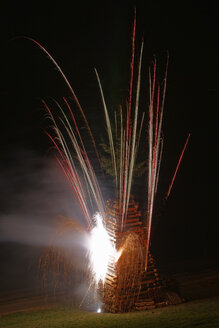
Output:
top-left (89, 213), bottom-right (117, 284)
top-left (97, 308), bottom-right (101, 313)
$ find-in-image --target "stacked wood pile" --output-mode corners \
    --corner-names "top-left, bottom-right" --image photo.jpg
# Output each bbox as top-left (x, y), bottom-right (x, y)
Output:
top-left (135, 298), bottom-right (156, 311)
top-left (103, 197), bottom-right (184, 313)
top-left (103, 197), bottom-right (143, 312)
top-left (103, 197), bottom-right (157, 312)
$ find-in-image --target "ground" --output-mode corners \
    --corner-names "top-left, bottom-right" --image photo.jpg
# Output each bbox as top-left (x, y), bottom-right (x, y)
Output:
top-left (1, 266), bottom-right (219, 327)
top-left (0, 298), bottom-right (219, 328)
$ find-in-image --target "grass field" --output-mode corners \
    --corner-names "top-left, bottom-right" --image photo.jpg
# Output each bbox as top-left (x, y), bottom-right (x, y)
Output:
top-left (1, 268), bottom-right (219, 328)
top-left (1, 298), bottom-right (219, 328)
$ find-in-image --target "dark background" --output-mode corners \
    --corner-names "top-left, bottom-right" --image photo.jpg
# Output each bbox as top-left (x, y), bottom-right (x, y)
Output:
top-left (0, 0), bottom-right (218, 292)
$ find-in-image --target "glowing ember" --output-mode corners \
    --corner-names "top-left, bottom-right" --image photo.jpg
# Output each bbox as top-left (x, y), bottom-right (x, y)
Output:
top-left (89, 213), bottom-right (118, 284)
top-left (115, 248), bottom-right (123, 263)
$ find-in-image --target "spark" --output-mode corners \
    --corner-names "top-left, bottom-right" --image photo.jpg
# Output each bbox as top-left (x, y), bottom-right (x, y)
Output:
top-left (166, 133), bottom-right (191, 200)
top-left (125, 40), bottom-right (144, 230)
top-left (89, 213), bottom-right (118, 284)
top-left (95, 69), bottom-right (118, 189)
top-left (21, 36), bottom-right (102, 167)
top-left (144, 54), bottom-right (169, 270)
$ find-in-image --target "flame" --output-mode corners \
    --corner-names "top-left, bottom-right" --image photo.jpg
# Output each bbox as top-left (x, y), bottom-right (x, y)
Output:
top-left (89, 213), bottom-right (118, 284)
top-left (115, 247), bottom-right (123, 263)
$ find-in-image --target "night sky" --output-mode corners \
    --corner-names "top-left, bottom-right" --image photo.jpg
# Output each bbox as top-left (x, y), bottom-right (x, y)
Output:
top-left (0, 0), bottom-right (218, 287)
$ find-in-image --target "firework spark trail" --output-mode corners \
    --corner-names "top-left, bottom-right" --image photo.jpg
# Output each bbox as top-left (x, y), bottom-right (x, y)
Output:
top-left (43, 97), bottom-right (105, 228)
top-left (150, 85), bottom-right (160, 206)
top-left (22, 37), bottom-right (102, 168)
top-left (114, 111), bottom-right (118, 142)
top-left (121, 116), bottom-right (130, 231)
top-left (50, 101), bottom-right (91, 201)
top-left (120, 12), bottom-right (137, 231)
top-left (151, 85), bottom-right (161, 191)
top-left (135, 112), bottom-right (145, 160)
top-left (95, 69), bottom-right (118, 190)
top-left (63, 97), bottom-right (85, 151)
top-left (154, 85), bottom-right (160, 151)
top-left (166, 133), bottom-right (191, 200)
top-left (148, 58), bottom-right (156, 211)
top-left (155, 136), bottom-right (164, 195)
top-left (43, 102), bottom-right (92, 227)
top-left (150, 85), bottom-right (160, 198)
top-left (62, 99), bottom-right (95, 207)
top-left (46, 130), bottom-right (91, 226)
top-left (152, 55), bottom-right (169, 199)
top-left (144, 55), bottom-right (169, 270)
top-left (59, 99), bottom-right (105, 215)
top-left (124, 41), bottom-right (144, 230)
top-left (55, 156), bottom-right (91, 225)
top-left (22, 36), bottom-right (106, 225)
top-left (60, 116), bottom-right (105, 217)
top-left (145, 60), bottom-right (156, 269)
top-left (119, 107), bottom-right (124, 210)
top-left (62, 97), bottom-right (101, 213)
top-left (79, 281), bottom-right (93, 308)
top-left (128, 7), bottom-right (136, 118)
top-left (155, 54), bottom-right (169, 177)
top-left (126, 7), bottom-right (136, 143)
top-left (43, 100), bottom-right (84, 199)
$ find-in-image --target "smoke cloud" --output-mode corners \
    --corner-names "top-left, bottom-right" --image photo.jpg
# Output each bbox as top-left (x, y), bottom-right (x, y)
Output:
top-left (0, 148), bottom-right (90, 298)
top-left (0, 148), bottom-right (87, 247)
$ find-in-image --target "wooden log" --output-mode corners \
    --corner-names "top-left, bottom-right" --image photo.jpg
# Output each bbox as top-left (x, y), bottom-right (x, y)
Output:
top-left (106, 270), bottom-right (117, 279)
top-left (125, 218), bottom-right (142, 224)
top-left (141, 275), bottom-right (159, 281)
top-left (155, 301), bottom-right (167, 307)
top-left (140, 279), bottom-right (158, 285)
top-left (125, 222), bottom-right (142, 227)
top-left (105, 280), bottom-right (116, 288)
top-left (126, 227), bottom-right (144, 233)
top-left (135, 300), bottom-right (155, 306)
top-left (136, 305), bottom-right (156, 310)
top-left (126, 213), bottom-right (142, 219)
top-left (136, 297), bottom-right (155, 303)
top-left (105, 275), bottom-right (116, 284)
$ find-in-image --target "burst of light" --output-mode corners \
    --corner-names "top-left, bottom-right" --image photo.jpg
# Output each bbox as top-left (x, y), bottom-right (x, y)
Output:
top-left (97, 308), bottom-right (101, 313)
top-left (89, 213), bottom-right (118, 284)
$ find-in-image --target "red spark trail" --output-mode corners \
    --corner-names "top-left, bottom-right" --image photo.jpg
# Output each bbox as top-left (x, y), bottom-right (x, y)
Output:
top-left (55, 156), bottom-right (91, 228)
top-left (145, 55), bottom-right (169, 270)
top-left (166, 133), bottom-right (191, 200)
top-left (122, 8), bottom-right (136, 229)
top-left (148, 58), bottom-right (157, 210)
top-left (21, 36), bottom-right (102, 168)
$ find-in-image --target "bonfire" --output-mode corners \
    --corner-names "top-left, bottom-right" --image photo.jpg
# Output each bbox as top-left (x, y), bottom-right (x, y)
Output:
top-left (34, 10), bottom-right (190, 312)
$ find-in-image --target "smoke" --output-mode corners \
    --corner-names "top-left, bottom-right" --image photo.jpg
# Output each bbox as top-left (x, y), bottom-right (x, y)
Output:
top-left (0, 148), bottom-right (92, 299)
top-left (0, 148), bottom-right (87, 248)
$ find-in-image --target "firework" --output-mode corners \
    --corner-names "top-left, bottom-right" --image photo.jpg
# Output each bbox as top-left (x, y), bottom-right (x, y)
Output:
top-left (166, 133), bottom-right (191, 200)
top-left (26, 11), bottom-right (190, 312)
top-left (145, 55), bottom-right (169, 270)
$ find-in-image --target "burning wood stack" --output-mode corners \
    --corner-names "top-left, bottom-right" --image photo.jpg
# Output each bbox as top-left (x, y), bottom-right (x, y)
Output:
top-left (103, 196), bottom-right (183, 313)
top-left (103, 197), bottom-right (159, 312)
